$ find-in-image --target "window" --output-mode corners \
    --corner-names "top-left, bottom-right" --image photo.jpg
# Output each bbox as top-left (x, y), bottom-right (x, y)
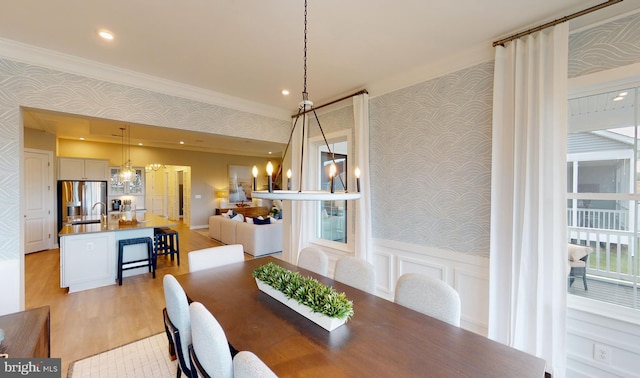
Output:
top-left (314, 137), bottom-right (350, 245)
top-left (567, 87), bottom-right (639, 310)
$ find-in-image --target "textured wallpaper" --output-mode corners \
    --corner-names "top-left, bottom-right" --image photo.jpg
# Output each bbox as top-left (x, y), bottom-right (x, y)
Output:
top-left (369, 62), bottom-right (494, 257)
top-left (2, 11), bottom-right (640, 263)
top-left (366, 10), bottom-right (640, 258)
top-left (308, 105), bottom-right (354, 137)
top-left (0, 58), bottom-right (290, 261)
top-left (569, 12), bottom-right (640, 78)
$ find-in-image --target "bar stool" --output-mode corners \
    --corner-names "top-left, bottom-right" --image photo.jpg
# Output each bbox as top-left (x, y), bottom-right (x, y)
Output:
top-left (117, 237), bottom-right (155, 285)
top-left (154, 228), bottom-right (180, 269)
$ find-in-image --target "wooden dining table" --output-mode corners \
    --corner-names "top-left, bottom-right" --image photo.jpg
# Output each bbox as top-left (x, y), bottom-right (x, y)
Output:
top-left (176, 256), bottom-right (546, 377)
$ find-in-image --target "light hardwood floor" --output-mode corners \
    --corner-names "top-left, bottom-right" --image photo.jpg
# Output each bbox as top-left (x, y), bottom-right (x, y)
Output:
top-left (25, 223), bottom-right (227, 377)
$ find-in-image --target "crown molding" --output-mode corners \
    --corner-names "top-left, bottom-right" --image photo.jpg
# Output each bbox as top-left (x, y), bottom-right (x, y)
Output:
top-left (0, 38), bottom-right (291, 121)
top-left (366, 42), bottom-right (495, 100)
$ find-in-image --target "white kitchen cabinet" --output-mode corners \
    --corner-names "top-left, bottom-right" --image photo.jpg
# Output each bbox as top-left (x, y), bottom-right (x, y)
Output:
top-left (60, 231), bottom-right (116, 293)
top-left (58, 157), bottom-right (109, 180)
top-left (110, 167), bottom-right (144, 195)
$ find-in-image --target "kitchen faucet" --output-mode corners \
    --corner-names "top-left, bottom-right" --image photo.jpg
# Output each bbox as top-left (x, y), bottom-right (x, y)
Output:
top-left (92, 202), bottom-right (107, 222)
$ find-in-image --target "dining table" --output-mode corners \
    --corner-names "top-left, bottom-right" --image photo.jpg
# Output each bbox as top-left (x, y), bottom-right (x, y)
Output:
top-left (176, 256), bottom-right (546, 377)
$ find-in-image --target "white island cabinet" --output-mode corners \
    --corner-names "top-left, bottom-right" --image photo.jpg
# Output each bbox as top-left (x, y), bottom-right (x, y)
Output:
top-left (60, 231), bottom-right (116, 293)
top-left (59, 212), bottom-right (176, 293)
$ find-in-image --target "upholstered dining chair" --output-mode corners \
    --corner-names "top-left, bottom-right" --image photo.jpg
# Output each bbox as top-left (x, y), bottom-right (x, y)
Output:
top-left (297, 247), bottom-right (329, 276)
top-left (394, 273), bottom-right (461, 327)
top-left (334, 256), bottom-right (376, 294)
top-left (163, 274), bottom-right (193, 378)
top-left (188, 244), bottom-right (245, 273)
top-left (189, 301), bottom-right (277, 378)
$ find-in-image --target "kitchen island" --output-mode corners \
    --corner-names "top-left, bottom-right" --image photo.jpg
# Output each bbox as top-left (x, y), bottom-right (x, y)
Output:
top-left (59, 212), bottom-right (176, 293)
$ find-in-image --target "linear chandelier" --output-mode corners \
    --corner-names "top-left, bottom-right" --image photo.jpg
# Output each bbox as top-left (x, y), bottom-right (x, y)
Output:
top-left (252, 0), bottom-right (360, 201)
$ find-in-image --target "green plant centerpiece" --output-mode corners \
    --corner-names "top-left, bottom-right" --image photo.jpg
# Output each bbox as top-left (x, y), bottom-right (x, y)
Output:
top-left (252, 262), bottom-right (354, 330)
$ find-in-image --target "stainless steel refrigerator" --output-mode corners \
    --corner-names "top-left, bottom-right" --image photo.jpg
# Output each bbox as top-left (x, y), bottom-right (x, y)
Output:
top-left (57, 180), bottom-right (108, 231)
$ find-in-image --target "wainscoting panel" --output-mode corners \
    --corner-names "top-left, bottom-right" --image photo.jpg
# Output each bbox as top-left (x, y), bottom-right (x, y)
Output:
top-left (566, 305), bottom-right (640, 377)
top-left (454, 267), bottom-right (490, 335)
top-left (397, 256), bottom-right (448, 282)
top-left (373, 251), bottom-right (394, 295)
top-left (373, 238), bottom-right (489, 335)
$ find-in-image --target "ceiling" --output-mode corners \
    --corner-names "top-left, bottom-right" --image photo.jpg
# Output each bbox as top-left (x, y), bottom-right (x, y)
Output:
top-left (22, 107), bottom-right (285, 157)
top-left (4, 0), bottom-right (638, 155)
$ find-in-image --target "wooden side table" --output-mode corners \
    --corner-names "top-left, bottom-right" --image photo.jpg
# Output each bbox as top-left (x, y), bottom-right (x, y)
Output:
top-left (216, 206), bottom-right (269, 218)
top-left (0, 306), bottom-right (50, 358)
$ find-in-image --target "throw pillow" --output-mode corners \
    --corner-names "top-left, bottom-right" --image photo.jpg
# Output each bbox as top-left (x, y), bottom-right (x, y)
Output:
top-left (253, 217), bottom-right (271, 225)
top-left (231, 213), bottom-right (244, 222)
top-left (568, 244), bottom-right (591, 261)
top-left (246, 217), bottom-right (254, 224)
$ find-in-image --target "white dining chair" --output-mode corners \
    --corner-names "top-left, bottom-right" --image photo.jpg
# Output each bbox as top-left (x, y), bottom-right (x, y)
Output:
top-left (188, 244), bottom-right (245, 273)
top-left (394, 273), bottom-right (461, 327)
top-left (163, 274), bottom-right (192, 378)
top-left (297, 247), bottom-right (329, 276)
top-left (334, 256), bottom-right (376, 294)
top-left (189, 302), bottom-right (277, 378)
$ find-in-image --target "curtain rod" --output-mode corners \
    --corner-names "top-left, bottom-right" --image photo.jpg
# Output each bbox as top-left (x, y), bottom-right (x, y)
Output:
top-left (291, 89), bottom-right (369, 118)
top-left (492, 0), bottom-right (623, 47)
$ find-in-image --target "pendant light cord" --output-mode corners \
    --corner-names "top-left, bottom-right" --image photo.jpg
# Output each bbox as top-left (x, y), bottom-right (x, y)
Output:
top-left (275, 0), bottom-right (347, 192)
top-left (303, 0), bottom-right (308, 100)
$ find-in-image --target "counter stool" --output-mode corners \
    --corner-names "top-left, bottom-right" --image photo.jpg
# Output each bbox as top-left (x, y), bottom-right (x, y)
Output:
top-left (154, 228), bottom-right (180, 269)
top-left (118, 237), bottom-right (155, 285)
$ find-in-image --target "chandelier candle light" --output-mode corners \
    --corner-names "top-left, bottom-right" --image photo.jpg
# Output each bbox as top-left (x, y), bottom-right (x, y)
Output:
top-left (252, 165), bottom-right (259, 191)
top-left (252, 0), bottom-right (360, 201)
top-left (267, 162), bottom-right (274, 193)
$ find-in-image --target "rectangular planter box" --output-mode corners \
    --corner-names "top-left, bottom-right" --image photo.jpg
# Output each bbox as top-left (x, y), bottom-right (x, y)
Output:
top-left (255, 279), bottom-right (346, 331)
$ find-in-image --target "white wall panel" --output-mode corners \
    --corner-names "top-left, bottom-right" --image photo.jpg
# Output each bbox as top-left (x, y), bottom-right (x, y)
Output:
top-left (454, 267), bottom-right (489, 335)
top-left (373, 238), bottom-right (489, 335)
top-left (373, 251), bottom-right (394, 296)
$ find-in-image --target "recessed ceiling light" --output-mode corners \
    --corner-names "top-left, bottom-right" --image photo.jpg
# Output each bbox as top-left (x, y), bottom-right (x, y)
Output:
top-left (618, 92), bottom-right (628, 97)
top-left (179, 141), bottom-right (185, 145)
top-left (268, 151), bottom-right (272, 154)
top-left (79, 137), bottom-right (85, 141)
top-left (282, 89), bottom-right (290, 96)
top-left (613, 96), bottom-right (625, 101)
top-left (98, 30), bottom-right (114, 40)
top-left (138, 143), bottom-right (143, 146)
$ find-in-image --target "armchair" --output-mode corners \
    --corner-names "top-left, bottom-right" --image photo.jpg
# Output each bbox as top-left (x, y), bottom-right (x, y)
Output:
top-left (568, 243), bottom-right (592, 290)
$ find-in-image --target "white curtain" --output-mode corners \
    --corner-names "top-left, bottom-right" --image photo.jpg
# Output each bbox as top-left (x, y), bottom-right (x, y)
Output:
top-left (287, 114), bottom-right (314, 264)
top-left (489, 23), bottom-right (568, 377)
top-left (353, 94), bottom-right (373, 262)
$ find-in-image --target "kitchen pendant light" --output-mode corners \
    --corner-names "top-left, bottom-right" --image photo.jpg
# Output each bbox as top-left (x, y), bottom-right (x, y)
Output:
top-left (119, 126), bottom-right (135, 182)
top-left (253, 0), bottom-right (360, 201)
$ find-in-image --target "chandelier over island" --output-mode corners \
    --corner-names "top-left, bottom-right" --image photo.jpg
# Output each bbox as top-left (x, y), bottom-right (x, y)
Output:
top-left (252, 0), bottom-right (360, 202)
top-left (119, 126), bottom-right (135, 182)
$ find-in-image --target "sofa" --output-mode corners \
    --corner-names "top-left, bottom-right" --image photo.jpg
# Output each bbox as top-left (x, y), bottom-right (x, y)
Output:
top-left (209, 215), bottom-right (282, 257)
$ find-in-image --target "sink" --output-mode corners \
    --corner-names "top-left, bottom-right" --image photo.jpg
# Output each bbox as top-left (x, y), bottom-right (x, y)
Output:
top-left (68, 219), bottom-right (101, 225)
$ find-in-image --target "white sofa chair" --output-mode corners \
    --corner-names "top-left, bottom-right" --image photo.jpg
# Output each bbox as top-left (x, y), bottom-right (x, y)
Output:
top-left (236, 221), bottom-right (282, 257)
top-left (208, 215), bottom-right (282, 257)
top-left (220, 218), bottom-right (239, 245)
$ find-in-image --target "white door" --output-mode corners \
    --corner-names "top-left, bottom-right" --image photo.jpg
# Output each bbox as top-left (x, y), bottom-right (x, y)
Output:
top-left (24, 149), bottom-right (54, 253)
top-left (168, 170), bottom-right (179, 220)
top-left (182, 168), bottom-right (191, 227)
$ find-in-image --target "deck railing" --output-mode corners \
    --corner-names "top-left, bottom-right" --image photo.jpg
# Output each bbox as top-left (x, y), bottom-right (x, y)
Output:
top-left (568, 207), bottom-right (639, 283)
top-left (567, 208), bottom-right (629, 231)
